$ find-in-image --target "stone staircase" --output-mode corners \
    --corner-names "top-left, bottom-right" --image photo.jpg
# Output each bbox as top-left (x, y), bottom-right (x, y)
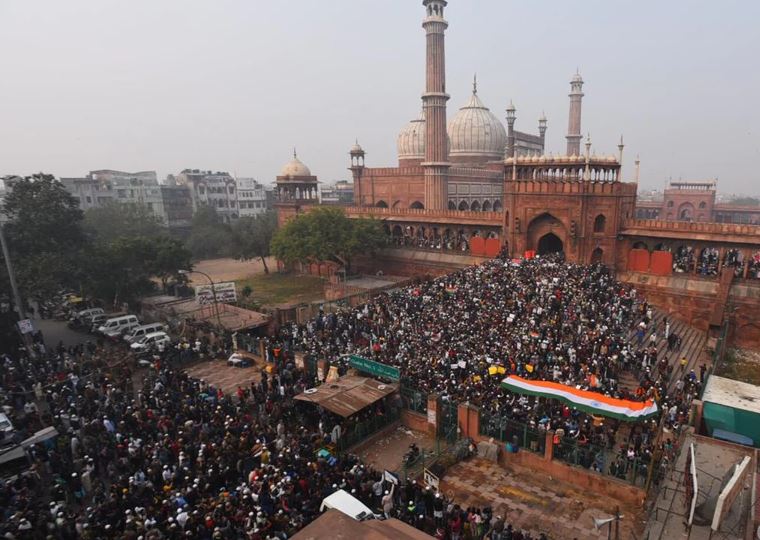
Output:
top-left (617, 312), bottom-right (708, 397)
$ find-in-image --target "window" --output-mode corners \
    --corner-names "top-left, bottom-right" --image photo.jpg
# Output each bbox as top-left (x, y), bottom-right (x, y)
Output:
top-left (667, 201), bottom-right (674, 207)
top-left (699, 201), bottom-right (706, 209)
top-left (85, 196), bottom-right (92, 204)
top-left (593, 214), bottom-right (606, 233)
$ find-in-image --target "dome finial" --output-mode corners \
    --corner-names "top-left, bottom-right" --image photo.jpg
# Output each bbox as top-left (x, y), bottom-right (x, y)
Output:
top-left (472, 73), bottom-right (477, 95)
top-left (293, 147), bottom-right (297, 159)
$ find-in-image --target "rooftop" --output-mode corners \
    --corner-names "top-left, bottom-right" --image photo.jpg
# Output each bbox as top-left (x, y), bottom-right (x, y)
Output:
top-left (294, 375), bottom-right (398, 417)
top-left (702, 375), bottom-right (760, 414)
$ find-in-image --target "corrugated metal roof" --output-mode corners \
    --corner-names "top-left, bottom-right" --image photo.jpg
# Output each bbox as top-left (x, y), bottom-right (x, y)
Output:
top-left (294, 375), bottom-right (399, 417)
top-left (292, 509), bottom-right (434, 540)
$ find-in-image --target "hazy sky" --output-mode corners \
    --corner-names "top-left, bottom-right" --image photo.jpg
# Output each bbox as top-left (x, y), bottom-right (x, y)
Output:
top-left (1, 0), bottom-right (758, 193)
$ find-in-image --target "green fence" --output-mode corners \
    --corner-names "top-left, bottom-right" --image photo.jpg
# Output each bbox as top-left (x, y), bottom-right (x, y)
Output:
top-left (337, 408), bottom-right (401, 452)
top-left (400, 385), bottom-right (428, 415)
top-left (479, 412), bottom-right (546, 455)
top-left (553, 437), bottom-right (650, 487)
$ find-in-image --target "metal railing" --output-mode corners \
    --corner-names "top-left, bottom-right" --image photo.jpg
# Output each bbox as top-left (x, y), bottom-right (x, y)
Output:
top-left (553, 437), bottom-right (650, 487)
top-left (478, 412), bottom-right (546, 455)
top-left (400, 385), bottom-right (428, 415)
top-left (337, 408), bottom-right (401, 452)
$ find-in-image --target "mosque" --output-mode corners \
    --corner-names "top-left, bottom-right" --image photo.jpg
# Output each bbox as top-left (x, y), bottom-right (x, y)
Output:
top-left (275, 0), bottom-right (637, 267)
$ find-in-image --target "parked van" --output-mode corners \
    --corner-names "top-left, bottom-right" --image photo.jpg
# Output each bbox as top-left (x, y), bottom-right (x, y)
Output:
top-left (124, 323), bottom-right (167, 344)
top-left (98, 315), bottom-right (140, 340)
top-left (130, 331), bottom-right (171, 353)
top-left (76, 307), bottom-right (104, 321)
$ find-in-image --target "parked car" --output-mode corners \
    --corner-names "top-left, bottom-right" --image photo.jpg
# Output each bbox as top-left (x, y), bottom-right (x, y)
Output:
top-left (88, 314), bottom-right (109, 333)
top-left (124, 323), bottom-right (167, 344)
top-left (130, 331), bottom-right (171, 354)
top-left (98, 315), bottom-right (140, 341)
top-left (76, 307), bottom-right (104, 320)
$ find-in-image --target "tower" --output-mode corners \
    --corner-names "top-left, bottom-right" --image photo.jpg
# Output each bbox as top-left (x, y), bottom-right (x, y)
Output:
top-left (349, 141), bottom-right (365, 206)
top-left (505, 101), bottom-right (516, 158)
top-left (538, 112), bottom-right (548, 153)
top-left (566, 72), bottom-right (584, 156)
top-left (421, 0), bottom-right (449, 210)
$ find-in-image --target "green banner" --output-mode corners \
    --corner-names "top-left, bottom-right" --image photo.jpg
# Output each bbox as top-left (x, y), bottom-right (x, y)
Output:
top-left (349, 355), bottom-right (400, 381)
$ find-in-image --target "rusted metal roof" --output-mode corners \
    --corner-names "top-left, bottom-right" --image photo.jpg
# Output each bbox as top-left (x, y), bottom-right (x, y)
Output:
top-left (292, 509), bottom-right (434, 540)
top-left (294, 375), bottom-right (399, 417)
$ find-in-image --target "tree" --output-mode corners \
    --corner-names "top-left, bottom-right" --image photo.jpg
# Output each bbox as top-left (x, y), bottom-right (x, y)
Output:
top-left (270, 207), bottom-right (385, 272)
top-left (148, 236), bottom-right (193, 291)
top-left (83, 202), bottom-right (164, 242)
top-left (186, 206), bottom-right (232, 259)
top-left (230, 211), bottom-right (277, 274)
top-left (2, 174), bottom-right (86, 299)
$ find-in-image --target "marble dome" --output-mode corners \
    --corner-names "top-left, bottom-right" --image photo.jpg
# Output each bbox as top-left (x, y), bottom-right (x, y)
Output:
top-left (396, 111), bottom-right (426, 160)
top-left (447, 89), bottom-right (507, 161)
top-left (279, 154), bottom-right (311, 177)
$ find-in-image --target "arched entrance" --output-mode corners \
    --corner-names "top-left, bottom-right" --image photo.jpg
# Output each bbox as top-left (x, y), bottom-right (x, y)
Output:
top-left (537, 233), bottom-right (563, 255)
top-left (591, 247), bottom-right (604, 264)
top-left (527, 212), bottom-right (567, 256)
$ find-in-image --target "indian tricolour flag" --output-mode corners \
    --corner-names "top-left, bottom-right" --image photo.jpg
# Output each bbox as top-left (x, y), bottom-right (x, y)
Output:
top-left (501, 375), bottom-right (658, 422)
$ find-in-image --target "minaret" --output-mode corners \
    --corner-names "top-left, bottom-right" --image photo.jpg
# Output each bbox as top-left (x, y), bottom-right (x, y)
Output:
top-left (421, 0), bottom-right (450, 210)
top-left (505, 101), bottom-right (516, 158)
top-left (566, 71), bottom-right (584, 155)
top-left (349, 140), bottom-right (365, 206)
top-left (538, 112), bottom-right (548, 154)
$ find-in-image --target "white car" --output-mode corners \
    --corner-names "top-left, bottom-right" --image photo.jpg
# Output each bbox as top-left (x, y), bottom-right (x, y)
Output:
top-left (130, 331), bottom-right (171, 353)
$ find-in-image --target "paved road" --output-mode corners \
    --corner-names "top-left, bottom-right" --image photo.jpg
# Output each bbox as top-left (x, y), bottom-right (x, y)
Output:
top-left (33, 318), bottom-right (92, 349)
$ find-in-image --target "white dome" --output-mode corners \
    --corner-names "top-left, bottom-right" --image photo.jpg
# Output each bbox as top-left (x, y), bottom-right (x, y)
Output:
top-left (397, 111), bottom-right (425, 160)
top-left (447, 90), bottom-right (507, 160)
top-left (279, 154), bottom-right (311, 177)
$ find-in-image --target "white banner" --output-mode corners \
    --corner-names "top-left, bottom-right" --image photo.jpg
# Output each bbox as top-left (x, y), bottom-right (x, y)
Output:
top-left (195, 282), bottom-right (237, 304)
top-left (17, 319), bottom-right (34, 334)
top-left (383, 470), bottom-right (399, 485)
top-left (423, 468), bottom-right (439, 490)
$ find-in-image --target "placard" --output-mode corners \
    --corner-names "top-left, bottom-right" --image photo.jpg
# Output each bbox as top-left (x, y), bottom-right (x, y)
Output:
top-left (195, 281), bottom-right (237, 304)
top-left (423, 468), bottom-right (439, 490)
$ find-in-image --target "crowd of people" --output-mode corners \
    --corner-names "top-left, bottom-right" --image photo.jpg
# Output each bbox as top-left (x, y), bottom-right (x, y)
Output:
top-left (0, 252), bottom-right (705, 538)
top-left (277, 253), bottom-right (700, 474)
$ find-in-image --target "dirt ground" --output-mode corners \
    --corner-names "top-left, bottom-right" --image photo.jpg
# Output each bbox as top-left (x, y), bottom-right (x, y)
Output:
top-left (191, 257), bottom-right (276, 284)
top-left (354, 426), bottom-right (437, 474)
top-left (184, 355), bottom-right (264, 395)
top-left (441, 458), bottom-right (645, 540)
top-left (717, 348), bottom-right (760, 385)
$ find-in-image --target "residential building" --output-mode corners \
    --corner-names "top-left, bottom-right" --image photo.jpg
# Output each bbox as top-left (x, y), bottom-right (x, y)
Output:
top-left (236, 177), bottom-right (268, 217)
top-left (174, 169), bottom-right (238, 223)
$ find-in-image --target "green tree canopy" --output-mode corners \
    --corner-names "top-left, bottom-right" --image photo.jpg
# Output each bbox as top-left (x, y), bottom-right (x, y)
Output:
top-left (186, 206), bottom-right (232, 259)
top-left (270, 207), bottom-right (386, 271)
top-left (230, 211), bottom-right (278, 274)
top-left (83, 201), bottom-right (164, 242)
top-left (1, 174), bottom-right (86, 299)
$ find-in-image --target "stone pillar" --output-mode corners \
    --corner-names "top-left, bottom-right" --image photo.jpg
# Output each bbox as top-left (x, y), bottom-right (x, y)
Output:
top-left (544, 431), bottom-right (555, 462)
top-left (421, 0), bottom-right (450, 210)
top-left (427, 394), bottom-right (439, 437)
top-left (457, 402), bottom-right (479, 440)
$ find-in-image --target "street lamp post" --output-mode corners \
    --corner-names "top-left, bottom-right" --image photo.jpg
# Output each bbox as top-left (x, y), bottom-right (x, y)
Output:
top-left (0, 215), bottom-right (34, 357)
top-left (178, 269), bottom-right (222, 330)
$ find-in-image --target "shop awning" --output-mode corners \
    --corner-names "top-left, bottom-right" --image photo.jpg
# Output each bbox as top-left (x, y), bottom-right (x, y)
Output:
top-left (501, 375), bottom-right (658, 422)
top-left (294, 375), bottom-right (398, 417)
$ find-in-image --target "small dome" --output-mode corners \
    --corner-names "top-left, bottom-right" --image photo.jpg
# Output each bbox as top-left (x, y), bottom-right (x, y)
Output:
top-left (505, 156), bottom-right (515, 165)
top-left (447, 89), bottom-right (507, 160)
top-left (538, 155), bottom-right (548, 163)
top-left (607, 155), bottom-right (617, 163)
top-left (531, 155), bottom-right (540, 163)
top-left (572, 72), bottom-right (583, 84)
top-left (350, 141), bottom-right (364, 154)
top-left (397, 111), bottom-right (425, 160)
top-left (279, 154), bottom-right (311, 177)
